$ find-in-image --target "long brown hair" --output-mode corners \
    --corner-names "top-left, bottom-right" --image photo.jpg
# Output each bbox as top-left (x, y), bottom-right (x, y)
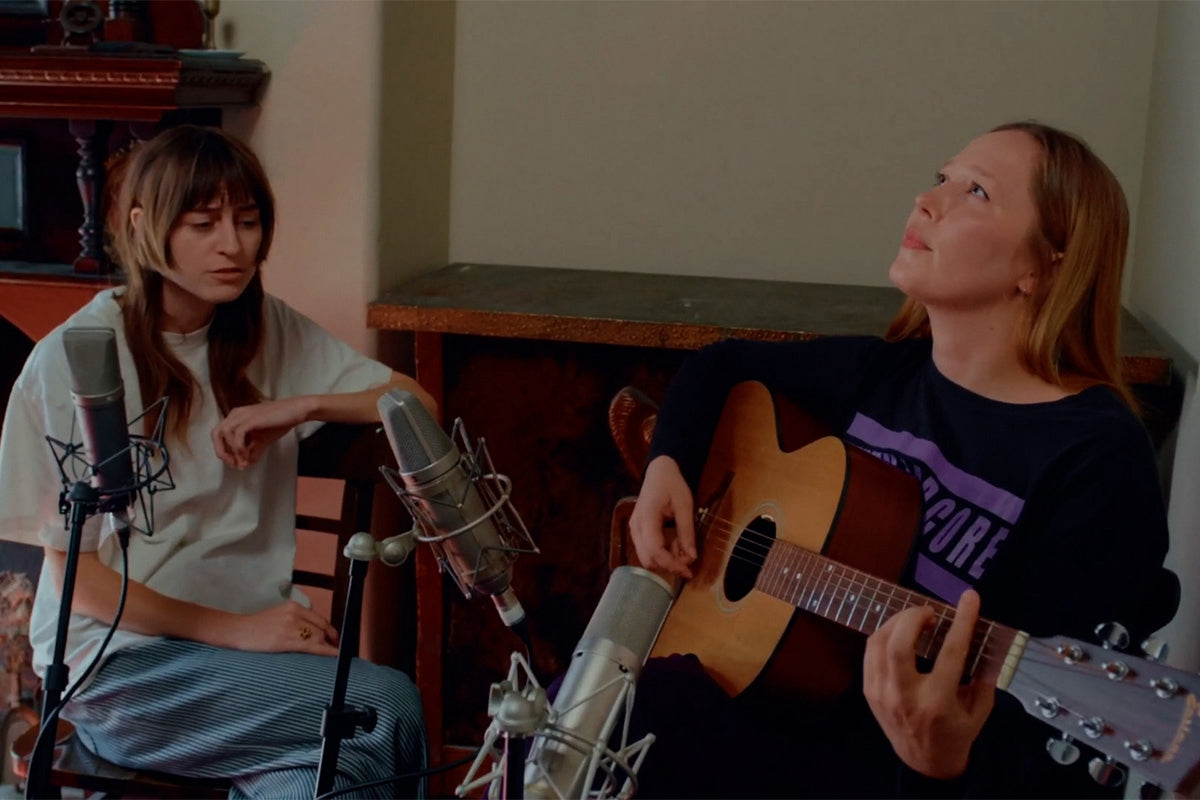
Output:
top-left (109, 125), bottom-right (277, 442)
top-left (885, 121), bottom-right (1134, 409)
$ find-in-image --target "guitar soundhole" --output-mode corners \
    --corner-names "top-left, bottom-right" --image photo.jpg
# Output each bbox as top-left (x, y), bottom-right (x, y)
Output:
top-left (725, 515), bottom-right (775, 602)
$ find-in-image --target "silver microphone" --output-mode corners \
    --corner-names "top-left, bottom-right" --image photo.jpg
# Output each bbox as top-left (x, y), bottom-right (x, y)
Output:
top-left (377, 388), bottom-right (535, 627)
top-left (62, 327), bottom-right (135, 523)
top-left (524, 565), bottom-right (675, 800)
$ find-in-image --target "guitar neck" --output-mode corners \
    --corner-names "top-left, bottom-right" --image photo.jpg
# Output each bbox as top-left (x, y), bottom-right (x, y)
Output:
top-left (758, 540), bottom-right (1021, 684)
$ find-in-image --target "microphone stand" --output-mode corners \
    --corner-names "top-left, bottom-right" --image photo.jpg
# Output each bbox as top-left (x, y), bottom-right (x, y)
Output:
top-left (25, 480), bottom-right (99, 800)
top-left (31, 406), bottom-right (172, 800)
top-left (314, 531), bottom-right (415, 799)
top-left (456, 651), bottom-right (549, 800)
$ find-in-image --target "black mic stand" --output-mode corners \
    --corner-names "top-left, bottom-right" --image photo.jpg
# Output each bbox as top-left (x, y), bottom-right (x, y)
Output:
top-left (314, 531), bottom-right (416, 799)
top-left (25, 480), bottom-right (99, 800)
top-left (456, 651), bottom-right (549, 800)
top-left (31, 408), bottom-right (171, 800)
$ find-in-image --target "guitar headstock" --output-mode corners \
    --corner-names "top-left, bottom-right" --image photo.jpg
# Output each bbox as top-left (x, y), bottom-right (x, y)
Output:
top-left (1005, 631), bottom-right (1200, 795)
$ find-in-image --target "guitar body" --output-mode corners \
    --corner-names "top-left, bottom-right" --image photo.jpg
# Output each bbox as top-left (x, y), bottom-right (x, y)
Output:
top-left (649, 381), bottom-right (922, 704)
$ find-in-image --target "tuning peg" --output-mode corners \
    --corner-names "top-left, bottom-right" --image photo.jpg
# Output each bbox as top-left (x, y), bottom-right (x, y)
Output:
top-left (1141, 636), bottom-right (1169, 663)
top-left (1087, 756), bottom-right (1127, 788)
top-left (1046, 733), bottom-right (1081, 765)
top-left (1136, 778), bottom-right (1164, 799)
top-left (1034, 696), bottom-right (1061, 719)
top-left (1078, 716), bottom-right (1107, 740)
top-left (1124, 739), bottom-right (1155, 762)
top-left (1095, 621), bottom-right (1130, 650)
top-left (1150, 676), bottom-right (1181, 699)
top-left (1101, 659), bottom-right (1131, 681)
top-left (1057, 643), bottom-right (1086, 664)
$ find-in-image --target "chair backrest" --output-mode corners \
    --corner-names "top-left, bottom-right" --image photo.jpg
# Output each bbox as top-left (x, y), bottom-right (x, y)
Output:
top-left (293, 422), bottom-right (386, 636)
top-left (607, 386), bottom-right (659, 571)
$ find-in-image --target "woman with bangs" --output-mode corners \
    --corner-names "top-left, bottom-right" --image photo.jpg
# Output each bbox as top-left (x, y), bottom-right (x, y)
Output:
top-left (0, 125), bottom-right (431, 798)
top-left (625, 122), bottom-right (1177, 797)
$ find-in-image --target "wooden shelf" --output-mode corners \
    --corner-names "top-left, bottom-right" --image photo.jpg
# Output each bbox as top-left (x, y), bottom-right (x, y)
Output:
top-left (0, 49), bottom-right (267, 121)
top-left (0, 48), bottom-right (268, 274)
top-left (370, 263), bottom-right (1172, 385)
top-left (0, 263), bottom-right (116, 341)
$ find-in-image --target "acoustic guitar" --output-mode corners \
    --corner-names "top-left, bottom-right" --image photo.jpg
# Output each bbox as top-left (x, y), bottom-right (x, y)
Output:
top-left (645, 381), bottom-right (1200, 795)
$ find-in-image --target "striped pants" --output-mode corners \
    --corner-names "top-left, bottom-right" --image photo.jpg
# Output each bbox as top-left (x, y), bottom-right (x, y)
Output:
top-left (63, 639), bottom-right (427, 799)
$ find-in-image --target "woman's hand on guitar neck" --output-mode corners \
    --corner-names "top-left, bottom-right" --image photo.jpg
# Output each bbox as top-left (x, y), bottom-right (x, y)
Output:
top-left (862, 589), bottom-right (996, 780)
top-left (630, 456), bottom-right (698, 579)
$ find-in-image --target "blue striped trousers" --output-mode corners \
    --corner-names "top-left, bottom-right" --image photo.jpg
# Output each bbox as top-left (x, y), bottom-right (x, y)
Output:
top-left (63, 639), bottom-right (427, 799)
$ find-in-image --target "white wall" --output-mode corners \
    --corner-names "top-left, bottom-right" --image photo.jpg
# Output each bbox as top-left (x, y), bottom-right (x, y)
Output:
top-left (212, 0), bottom-right (1169, 338)
top-left (1131, 0), bottom-right (1200, 372)
top-left (1128, 1), bottom-right (1200, 672)
top-left (448, 0), bottom-right (1158, 287)
top-left (219, 0), bottom-right (383, 355)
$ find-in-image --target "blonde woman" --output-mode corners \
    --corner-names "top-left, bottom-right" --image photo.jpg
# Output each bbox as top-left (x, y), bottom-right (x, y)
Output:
top-left (627, 122), bottom-right (1175, 798)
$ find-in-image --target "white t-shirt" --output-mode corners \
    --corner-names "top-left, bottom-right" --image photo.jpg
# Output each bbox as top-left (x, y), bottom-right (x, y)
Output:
top-left (0, 288), bottom-right (393, 681)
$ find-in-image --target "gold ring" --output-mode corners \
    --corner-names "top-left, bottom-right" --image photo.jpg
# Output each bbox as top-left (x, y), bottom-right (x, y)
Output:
top-left (299, 625), bottom-right (312, 641)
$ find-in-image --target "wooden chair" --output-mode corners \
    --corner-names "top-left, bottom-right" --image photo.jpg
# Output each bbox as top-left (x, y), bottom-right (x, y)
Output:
top-left (606, 385), bottom-right (660, 572)
top-left (9, 422), bottom-right (387, 798)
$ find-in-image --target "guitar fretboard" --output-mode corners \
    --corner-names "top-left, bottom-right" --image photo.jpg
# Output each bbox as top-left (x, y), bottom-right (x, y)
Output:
top-left (757, 540), bottom-right (1019, 683)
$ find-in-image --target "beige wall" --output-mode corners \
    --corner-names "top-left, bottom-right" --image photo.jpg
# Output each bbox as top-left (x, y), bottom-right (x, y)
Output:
top-left (448, 1), bottom-right (1158, 288)
top-left (379, 1), bottom-right (456, 292)
top-left (1131, 0), bottom-right (1200, 372)
top-left (220, 0), bottom-right (384, 355)
top-left (215, 0), bottom-right (1197, 374)
top-left (1130, 0), bottom-right (1200, 676)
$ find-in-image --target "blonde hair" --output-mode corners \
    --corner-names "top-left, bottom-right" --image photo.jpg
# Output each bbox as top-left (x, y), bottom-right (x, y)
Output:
top-left (109, 125), bottom-right (277, 441)
top-left (885, 121), bottom-right (1134, 409)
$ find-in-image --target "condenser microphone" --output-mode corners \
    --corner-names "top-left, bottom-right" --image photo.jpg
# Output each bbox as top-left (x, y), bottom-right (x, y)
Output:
top-left (524, 565), bottom-right (675, 800)
top-left (377, 388), bottom-right (527, 627)
top-left (62, 327), bottom-right (135, 519)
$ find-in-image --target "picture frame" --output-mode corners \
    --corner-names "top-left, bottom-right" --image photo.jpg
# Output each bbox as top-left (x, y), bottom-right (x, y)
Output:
top-left (0, 140), bottom-right (26, 236)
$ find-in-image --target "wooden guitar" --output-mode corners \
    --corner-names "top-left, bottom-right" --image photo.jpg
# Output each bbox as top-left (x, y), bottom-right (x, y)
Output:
top-left (645, 381), bottom-right (1200, 795)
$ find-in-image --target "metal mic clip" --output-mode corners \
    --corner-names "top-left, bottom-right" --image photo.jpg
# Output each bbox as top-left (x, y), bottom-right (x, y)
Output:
top-left (343, 530), bottom-right (419, 568)
top-left (456, 649), bottom-right (658, 800)
top-left (455, 650), bottom-right (551, 798)
top-left (45, 397), bottom-right (175, 538)
top-left (379, 417), bottom-right (539, 598)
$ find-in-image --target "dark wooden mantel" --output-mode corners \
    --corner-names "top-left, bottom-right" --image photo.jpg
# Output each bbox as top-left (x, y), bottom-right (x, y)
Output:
top-left (0, 49), bottom-right (267, 120)
top-left (0, 48), bottom-right (268, 274)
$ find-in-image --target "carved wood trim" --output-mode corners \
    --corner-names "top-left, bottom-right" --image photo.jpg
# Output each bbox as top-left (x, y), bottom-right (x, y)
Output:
top-left (0, 54), bottom-right (267, 121)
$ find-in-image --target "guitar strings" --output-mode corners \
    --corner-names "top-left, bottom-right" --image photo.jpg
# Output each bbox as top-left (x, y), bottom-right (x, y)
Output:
top-left (681, 510), bottom-right (1010, 674)
top-left (652, 512), bottom-right (1181, 772)
top-left (680, 511), bottom-right (1177, 714)
top-left (990, 637), bottom-right (1179, 767)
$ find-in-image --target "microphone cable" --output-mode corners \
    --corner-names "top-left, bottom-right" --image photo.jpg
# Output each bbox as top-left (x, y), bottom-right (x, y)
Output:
top-left (312, 750), bottom-right (479, 800)
top-left (26, 530), bottom-right (131, 791)
top-left (511, 615), bottom-right (534, 667)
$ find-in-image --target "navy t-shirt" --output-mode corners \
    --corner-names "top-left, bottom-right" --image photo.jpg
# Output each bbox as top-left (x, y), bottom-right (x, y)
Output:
top-left (643, 335), bottom-right (1176, 796)
top-left (649, 335), bottom-right (1171, 648)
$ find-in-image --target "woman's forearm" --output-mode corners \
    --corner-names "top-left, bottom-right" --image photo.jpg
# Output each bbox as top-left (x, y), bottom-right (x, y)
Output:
top-left (43, 548), bottom-right (237, 646)
top-left (303, 372), bottom-right (436, 425)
